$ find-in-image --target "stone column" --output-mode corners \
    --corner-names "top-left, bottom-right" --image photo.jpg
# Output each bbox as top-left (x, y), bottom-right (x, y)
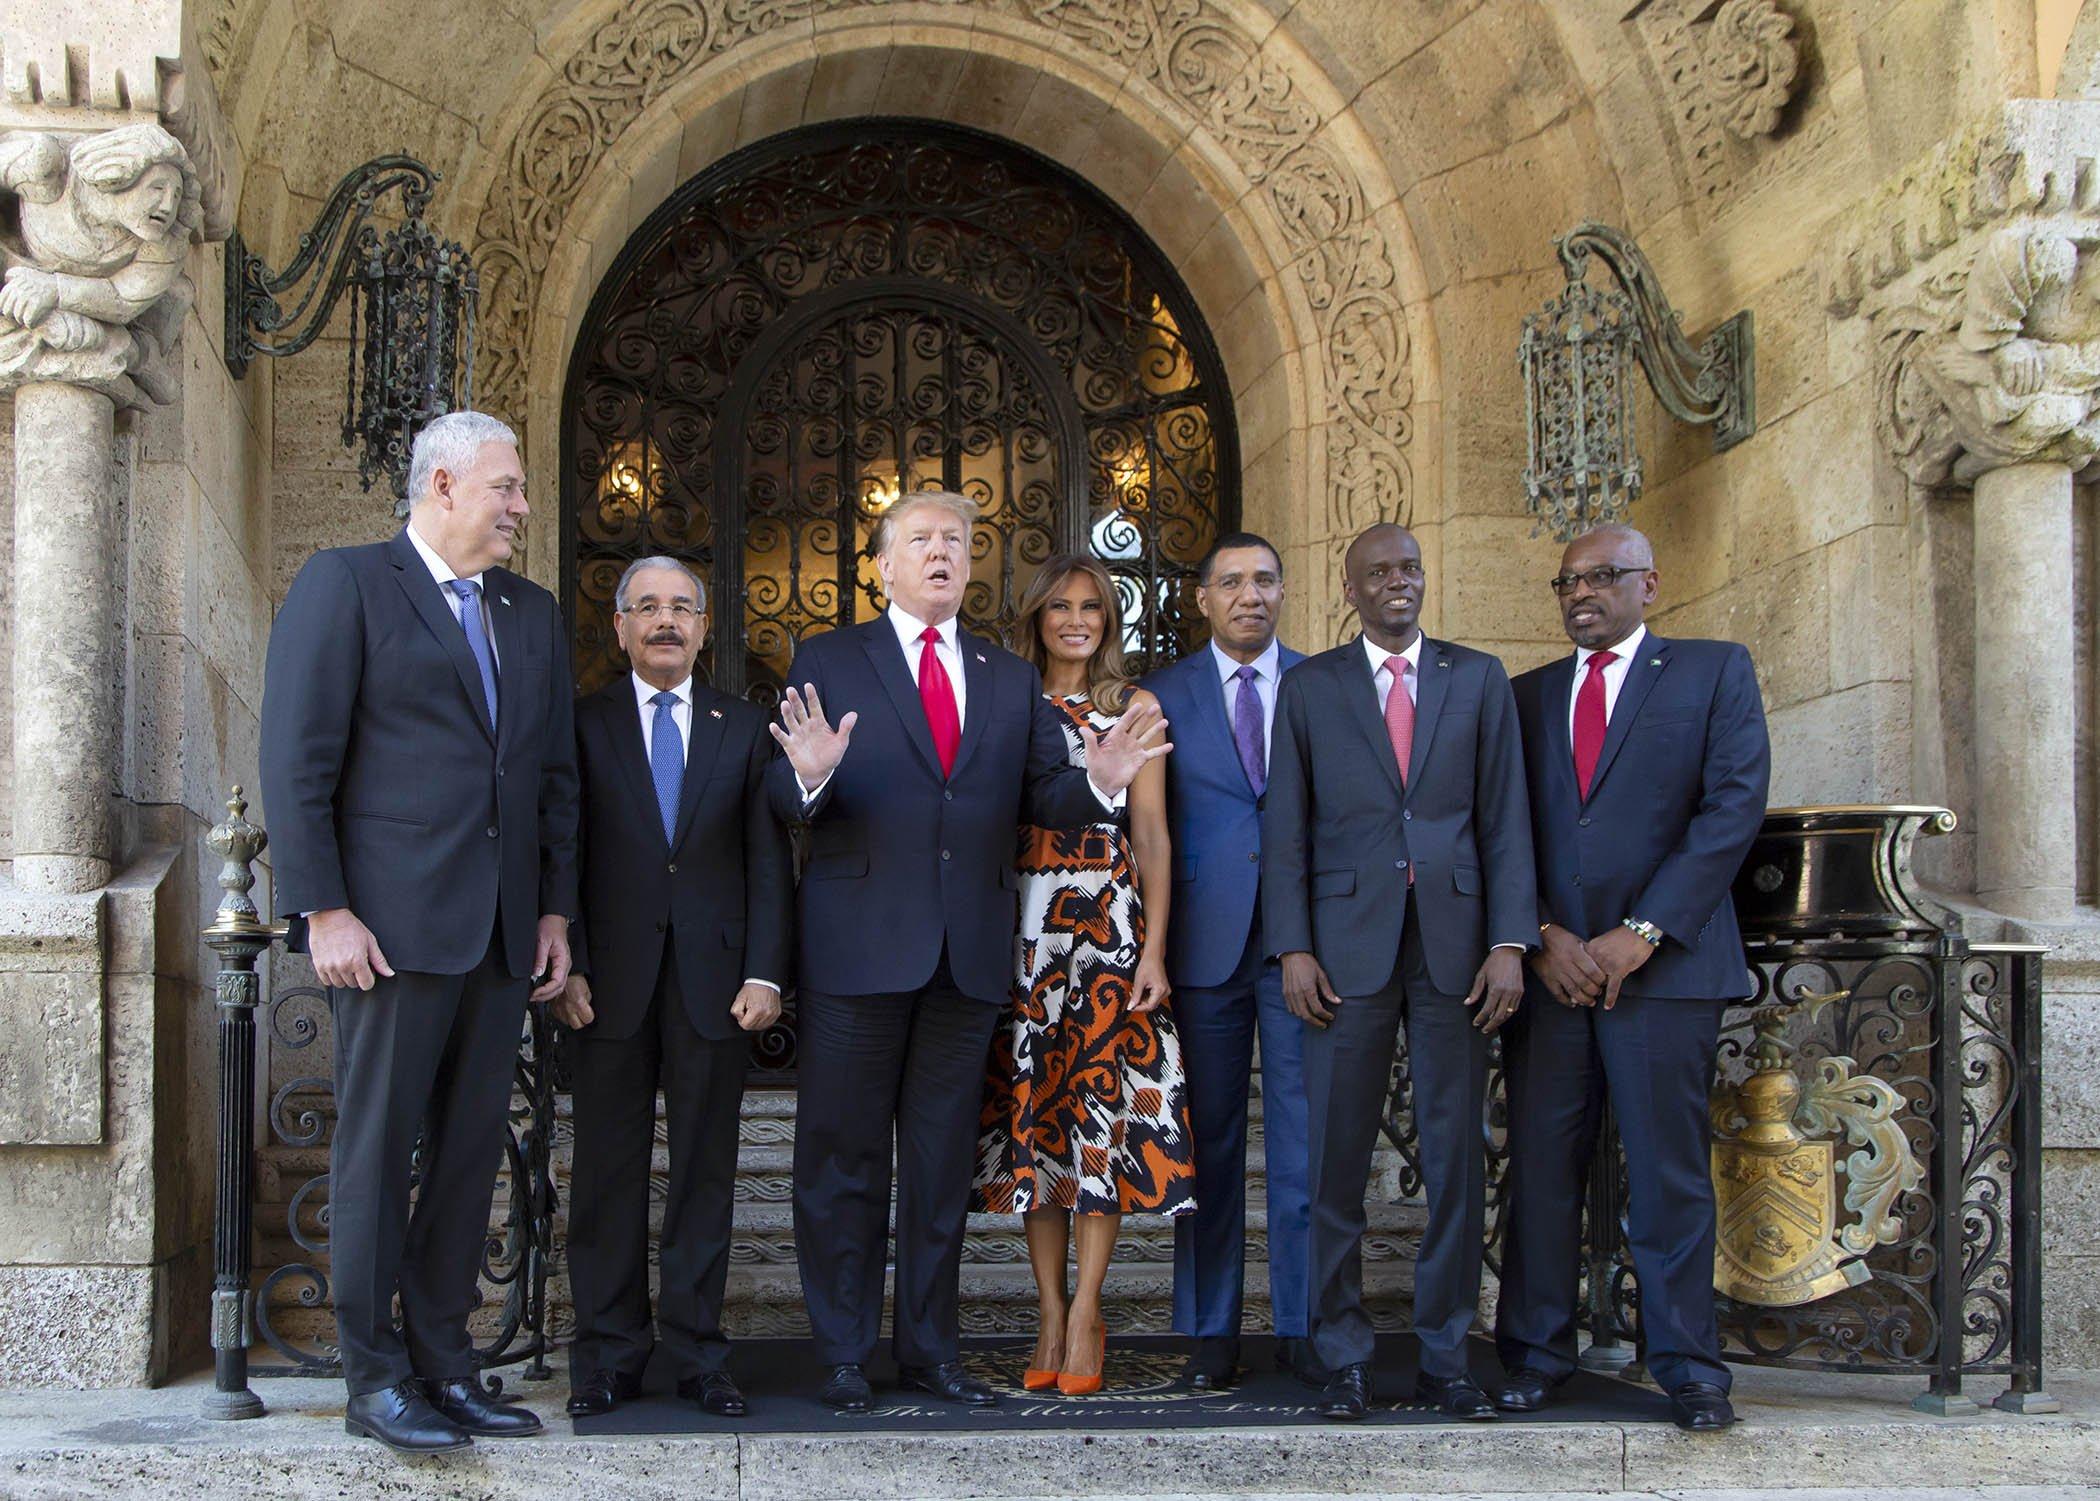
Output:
top-left (9, 383), bottom-right (120, 893)
top-left (1972, 461), bottom-right (2077, 921)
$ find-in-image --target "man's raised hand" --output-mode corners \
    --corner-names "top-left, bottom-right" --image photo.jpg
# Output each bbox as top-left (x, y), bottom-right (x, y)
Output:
top-left (1080, 697), bottom-right (1171, 796)
top-left (770, 683), bottom-right (858, 789)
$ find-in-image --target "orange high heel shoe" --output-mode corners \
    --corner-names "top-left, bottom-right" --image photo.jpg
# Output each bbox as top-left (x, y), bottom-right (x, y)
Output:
top-left (1057, 1323), bottom-right (1106, 1396)
top-left (1022, 1366), bottom-right (1060, 1392)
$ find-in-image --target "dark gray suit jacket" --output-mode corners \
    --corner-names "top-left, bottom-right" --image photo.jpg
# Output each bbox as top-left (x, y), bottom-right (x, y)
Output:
top-left (259, 528), bottom-right (580, 979)
top-left (1262, 635), bottom-right (1536, 997)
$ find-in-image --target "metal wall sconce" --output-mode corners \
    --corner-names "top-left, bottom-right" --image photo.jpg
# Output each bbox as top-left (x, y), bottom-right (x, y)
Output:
top-left (1520, 222), bottom-right (1755, 540)
top-left (225, 155), bottom-right (477, 509)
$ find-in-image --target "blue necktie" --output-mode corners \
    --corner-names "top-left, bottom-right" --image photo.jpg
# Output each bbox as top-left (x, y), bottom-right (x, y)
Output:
top-left (1232, 663), bottom-right (1266, 796)
top-left (446, 578), bottom-right (499, 730)
top-left (649, 689), bottom-right (682, 844)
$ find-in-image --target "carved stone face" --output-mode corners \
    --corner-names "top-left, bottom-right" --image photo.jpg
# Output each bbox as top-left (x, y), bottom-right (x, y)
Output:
top-left (101, 163), bottom-right (186, 244)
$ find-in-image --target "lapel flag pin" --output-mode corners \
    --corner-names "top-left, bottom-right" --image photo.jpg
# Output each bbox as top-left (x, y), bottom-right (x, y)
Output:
top-left (709, 708), bottom-right (723, 719)
top-left (975, 652), bottom-right (987, 663)
top-left (1650, 657), bottom-right (1661, 666)
top-left (499, 594), bottom-right (511, 606)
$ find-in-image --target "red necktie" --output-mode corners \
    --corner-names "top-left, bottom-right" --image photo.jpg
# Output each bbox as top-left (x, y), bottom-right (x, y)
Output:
top-left (918, 626), bottom-right (961, 776)
top-left (1383, 659), bottom-right (1415, 886)
top-left (1573, 649), bottom-right (1617, 799)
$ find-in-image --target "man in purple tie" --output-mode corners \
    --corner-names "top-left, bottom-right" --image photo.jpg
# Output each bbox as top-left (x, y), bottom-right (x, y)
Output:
top-left (1262, 522), bottom-right (1534, 1420)
top-left (1138, 533), bottom-right (1311, 1390)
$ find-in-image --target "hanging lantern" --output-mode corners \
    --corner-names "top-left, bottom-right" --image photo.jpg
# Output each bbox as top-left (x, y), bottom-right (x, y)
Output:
top-left (1519, 222), bottom-right (1755, 541)
top-left (226, 155), bottom-right (478, 510)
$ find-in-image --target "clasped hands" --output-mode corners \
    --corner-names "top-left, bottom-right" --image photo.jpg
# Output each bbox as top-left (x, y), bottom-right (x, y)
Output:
top-left (1281, 946), bottom-right (1525, 1035)
top-left (768, 682), bottom-right (1172, 795)
top-left (1531, 921), bottom-right (1655, 1010)
top-left (307, 908), bottom-right (572, 1003)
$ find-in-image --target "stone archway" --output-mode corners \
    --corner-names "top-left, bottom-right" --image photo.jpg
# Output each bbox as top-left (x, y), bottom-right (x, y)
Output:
top-left (455, 0), bottom-right (1427, 646)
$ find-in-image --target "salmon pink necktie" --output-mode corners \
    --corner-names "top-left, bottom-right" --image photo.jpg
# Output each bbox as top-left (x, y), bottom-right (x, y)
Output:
top-left (1573, 649), bottom-right (1617, 799)
top-left (918, 626), bottom-right (961, 776)
top-left (1383, 658), bottom-right (1415, 885)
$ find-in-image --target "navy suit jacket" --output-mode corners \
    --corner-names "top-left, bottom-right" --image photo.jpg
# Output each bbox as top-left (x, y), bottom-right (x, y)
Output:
top-left (1263, 636), bottom-right (1536, 998)
top-left (1511, 633), bottom-right (1770, 1002)
top-left (569, 679), bottom-right (792, 1041)
top-left (259, 528), bottom-right (579, 979)
top-left (1141, 643), bottom-right (1304, 989)
top-left (766, 617), bottom-right (1105, 1002)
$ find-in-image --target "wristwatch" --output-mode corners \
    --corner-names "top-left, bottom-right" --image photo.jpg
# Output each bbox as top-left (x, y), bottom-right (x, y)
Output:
top-left (1622, 916), bottom-right (1663, 947)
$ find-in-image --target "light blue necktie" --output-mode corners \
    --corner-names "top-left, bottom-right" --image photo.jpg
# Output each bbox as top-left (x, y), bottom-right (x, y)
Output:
top-left (649, 689), bottom-right (682, 844)
top-left (446, 578), bottom-right (499, 730)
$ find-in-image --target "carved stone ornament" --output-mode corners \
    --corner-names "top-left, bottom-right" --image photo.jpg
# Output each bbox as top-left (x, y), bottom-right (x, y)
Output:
top-left (1701, 0), bottom-right (1800, 139)
top-left (0, 122), bottom-right (203, 408)
top-left (469, 0), bottom-right (1414, 548)
top-left (1876, 221), bottom-right (2100, 485)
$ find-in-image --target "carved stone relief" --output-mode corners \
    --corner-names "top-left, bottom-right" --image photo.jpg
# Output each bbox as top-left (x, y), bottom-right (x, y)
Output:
top-left (469, 0), bottom-right (1414, 546)
top-left (0, 122), bottom-right (203, 407)
top-left (1625, 0), bottom-right (1802, 203)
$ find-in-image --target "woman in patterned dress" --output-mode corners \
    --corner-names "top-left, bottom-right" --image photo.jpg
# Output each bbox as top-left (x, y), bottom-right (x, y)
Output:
top-left (974, 554), bottom-right (1196, 1394)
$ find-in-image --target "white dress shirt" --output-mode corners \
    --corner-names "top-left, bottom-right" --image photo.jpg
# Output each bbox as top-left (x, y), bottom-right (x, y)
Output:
top-left (1211, 638), bottom-right (1282, 771)
top-left (1567, 622), bottom-right (1648, 741)
top-left (635, 671), bottom-right (778, 996)
top-left (1361, 631), bottom-right (1520, 954)
top-left (798, 604), bottom-right (1121, 808)
top-left (406, 521), bottom-right (498, 667)
top-left (1360, 632), bottom-right (1422, 711)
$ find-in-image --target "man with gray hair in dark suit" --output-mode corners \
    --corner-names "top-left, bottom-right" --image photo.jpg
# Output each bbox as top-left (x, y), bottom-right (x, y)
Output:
top-left (260, 410), bottom-right (578, 1454)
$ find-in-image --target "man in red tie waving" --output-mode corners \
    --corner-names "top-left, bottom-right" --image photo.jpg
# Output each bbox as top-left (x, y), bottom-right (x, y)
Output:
top-left (767, 490), bottom-right (1170, 1412)
top-left (1492, 524), bottom-right (1769, 1434)
top-left (1261, 522), bottom-right (1534, 1421)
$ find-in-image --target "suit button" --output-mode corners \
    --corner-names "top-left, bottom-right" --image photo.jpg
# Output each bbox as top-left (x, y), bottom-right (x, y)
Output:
top-left (1247, 852), bottom-right (1258, 863)
top-left (485, 826), bottom-right (498, 838)
top-left (667, 863), bottom-right (678, 874)
top-left (1579, 816), bottom-right (1591, 827)
top-left (495, 767), bottom-right (505, 778)
top-left (941, 850), bottom-right (952, 861)
top-left (1394, 859), bottom-right (1408, 870)
top-left (944, 790), bottom-right (954, 801)
top-left (1403, 810), bottom-right (1413, 821)
top-left (655, 921), bottom-right (666, 933)
top-left (1573, 875), bottom-right (1583, 886)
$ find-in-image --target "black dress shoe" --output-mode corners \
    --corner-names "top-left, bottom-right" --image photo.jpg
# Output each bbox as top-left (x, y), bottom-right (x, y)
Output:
top-left (1319, 1362), bottom-right (1373, 1421)
top-left (898, 1361), bottom-right (998, 1406)
top-left (1667, 1380), bottom-right (1736, 1431)
top-left (677, 1371), bottom-right (747, 1417)
top-left (1274, 1336), bottom-right (1329, 1389)
top-left (565, 1369), bottom-right (642, 1418)
top-left (343, 1380), bottom-right (473, 1454)
top-left (1416, 1372), bottom-right (1499, 1421)
top-left (1490, 1367), bottom-right (1558, 1414)
top-left (819, 1363), bottom-right (873, 1412)
top-left (425, 1377), bottom-right (545, 1437)
top-left (1175, 1337), bottom-right (1241, 1391)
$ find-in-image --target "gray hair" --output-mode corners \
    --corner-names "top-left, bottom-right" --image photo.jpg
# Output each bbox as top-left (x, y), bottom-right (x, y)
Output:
top-left (870, 489), bottom-right (979, 558)
top-left (407, 411), bottom-right (520, 505)
top-left (614, 555), bottom-right (707, 613)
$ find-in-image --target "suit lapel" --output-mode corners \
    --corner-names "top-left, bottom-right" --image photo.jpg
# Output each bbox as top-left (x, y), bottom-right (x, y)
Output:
top-left (599, 682), bottom-right (665, 840)
top-left (672, 683), bottom-right (733, 847)
top-left (1585, 635), bottom-right (1671, 802)
top-left (947, 632), bottom-right (995, 780)
top-left (861, 620), bottom-right (945, 780)
top-left (1541, 655), bottom-right (1579, 803)
top-left (1338, 646), bottom-right (1404, 794)
top-left (1405, 638), bottom-right (1451, 796)
top-left (1188, 649), bottom-right (1250, 797)
top-left (488, 571), bottom-right (524, 756)
top-left (386, 529), bottom-right (495, 746)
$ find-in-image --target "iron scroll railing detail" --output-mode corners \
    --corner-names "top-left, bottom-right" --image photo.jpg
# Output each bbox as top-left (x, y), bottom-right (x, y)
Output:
top-left (200, 791), bottom-right (560, 1415)
top-left (1374, 805), bottom-right (2054, 1412)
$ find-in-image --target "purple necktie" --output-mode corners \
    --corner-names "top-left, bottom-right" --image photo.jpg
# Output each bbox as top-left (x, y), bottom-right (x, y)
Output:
top-left (1232, 663), bottom-right (1266, 796)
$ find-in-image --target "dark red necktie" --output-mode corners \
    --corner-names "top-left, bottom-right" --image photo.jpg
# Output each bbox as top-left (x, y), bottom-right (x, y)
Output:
top-left (1573, 649), bottom-right (1617, 799)
top-left (918, 626), bottom-right (961, 776)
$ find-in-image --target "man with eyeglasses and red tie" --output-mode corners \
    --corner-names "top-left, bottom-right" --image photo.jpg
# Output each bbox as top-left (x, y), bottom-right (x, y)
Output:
top-left (1491, 523), bottom-right (1769, 1434)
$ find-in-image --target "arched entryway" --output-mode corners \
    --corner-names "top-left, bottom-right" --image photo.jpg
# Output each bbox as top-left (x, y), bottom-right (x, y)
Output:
top-left (561, 120), bottom-right (1241, 704)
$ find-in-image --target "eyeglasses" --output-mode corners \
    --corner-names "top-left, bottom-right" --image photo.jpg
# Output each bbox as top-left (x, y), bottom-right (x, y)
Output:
top-left (624, 601), bottom-right (699, 621)
top-left (1548, 565), bottom-right (1648, 596)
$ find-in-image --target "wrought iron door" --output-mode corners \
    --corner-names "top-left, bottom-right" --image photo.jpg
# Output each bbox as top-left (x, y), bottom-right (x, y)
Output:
top-left (563, 121), bottom-right (1240, 1075)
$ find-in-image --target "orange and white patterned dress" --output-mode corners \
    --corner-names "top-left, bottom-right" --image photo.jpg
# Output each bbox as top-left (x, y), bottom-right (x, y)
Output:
top-left (973, 694), bottom-right (1197, 1218)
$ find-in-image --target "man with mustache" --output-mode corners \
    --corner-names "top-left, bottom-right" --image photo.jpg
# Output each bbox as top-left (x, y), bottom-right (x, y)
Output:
top-left (259, 411), bottom-right (577, 1454)
top-left (555, 557), bottom-right (791, 1421)
top-left (1491, 524), bottom-right (1768, 1433)
top-left (769, 490), bottom-right (1171, 1411)
top-left (1139, 532), bottom-right (1314, 1391)
top-left (1263, 522), bottom-right (1534, 1421)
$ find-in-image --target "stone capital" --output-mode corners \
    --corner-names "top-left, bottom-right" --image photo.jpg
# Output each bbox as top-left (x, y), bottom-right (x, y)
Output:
top-left (0, 1), bottom-right (233, 240)
top-left (1825, 100), bottom-right (2100, 486)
